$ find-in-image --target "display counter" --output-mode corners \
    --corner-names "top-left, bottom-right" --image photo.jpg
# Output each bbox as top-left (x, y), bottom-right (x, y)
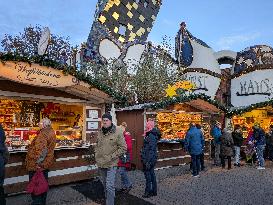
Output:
top-left (4, 146), bottom-right (96, 194)
top-left (156, 139), bottom-right (212, 169)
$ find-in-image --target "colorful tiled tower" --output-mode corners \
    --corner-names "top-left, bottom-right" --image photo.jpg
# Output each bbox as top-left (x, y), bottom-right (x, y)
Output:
top-left (83, 0), bottom-right (162, 64)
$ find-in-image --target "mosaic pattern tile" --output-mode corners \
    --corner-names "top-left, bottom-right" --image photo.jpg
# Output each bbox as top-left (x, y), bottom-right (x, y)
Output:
top-left (83, 0), bottom-right (162, 63)
top-left (234, 45), bottom-right (273, 74)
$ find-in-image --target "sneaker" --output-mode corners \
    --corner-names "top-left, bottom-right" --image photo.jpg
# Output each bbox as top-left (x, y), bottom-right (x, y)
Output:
top-left (192, 175), bottom-right (200, 177)
top-left (257, 166), bottom-right (265, 170)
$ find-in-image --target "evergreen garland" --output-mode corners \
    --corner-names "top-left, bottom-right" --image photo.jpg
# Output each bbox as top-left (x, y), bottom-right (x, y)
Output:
top-left (144, 93), bottom-right (228, 112)
top-left (0, 52), bottom-right (127, 103)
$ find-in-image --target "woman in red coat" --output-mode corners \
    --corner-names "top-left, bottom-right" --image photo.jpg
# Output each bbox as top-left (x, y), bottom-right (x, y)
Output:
top-left (118, 122), bottom-right (133, 193)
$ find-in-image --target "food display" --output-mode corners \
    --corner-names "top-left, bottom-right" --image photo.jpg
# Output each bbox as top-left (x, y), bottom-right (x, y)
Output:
top-left (0, 100), bottom-right (21, 131)
top-left (0, 99), bottom-right (85, 151)
top-left (157, 112), bottom-right (203, 140)
top-left (232, 107), bottom-right (273, 138)
top-left (55, 126), bottom-right (83, 147)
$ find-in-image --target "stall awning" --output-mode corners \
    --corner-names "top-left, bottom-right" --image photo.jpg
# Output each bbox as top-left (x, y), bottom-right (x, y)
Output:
top-left (0, 61), bottom-right (123, 104)
top-left (185, 99), bottom-right (223, 114)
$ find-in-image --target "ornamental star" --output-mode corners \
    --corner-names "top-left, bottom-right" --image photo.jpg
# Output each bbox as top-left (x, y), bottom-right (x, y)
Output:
top-left (165, 84), bottom-right (177, 98)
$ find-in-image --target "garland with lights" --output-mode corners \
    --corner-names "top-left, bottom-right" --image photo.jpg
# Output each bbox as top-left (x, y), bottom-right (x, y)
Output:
top-left (144, 93), bottom-right (228, 112)
top-left (0, 52), bottom-right (127, 103)
top-left (226, 99), bottom-right (273, 118)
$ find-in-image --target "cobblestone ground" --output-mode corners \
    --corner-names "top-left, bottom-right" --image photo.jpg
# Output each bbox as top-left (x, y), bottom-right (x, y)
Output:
top-left (7, 160), bottom-right (273, 205)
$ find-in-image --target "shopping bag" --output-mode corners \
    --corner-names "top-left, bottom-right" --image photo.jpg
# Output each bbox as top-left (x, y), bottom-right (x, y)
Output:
top-left (26, 169), bottom-right (49, 195)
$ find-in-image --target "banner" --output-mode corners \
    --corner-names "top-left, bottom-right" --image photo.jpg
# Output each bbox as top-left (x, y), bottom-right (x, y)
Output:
top-left (231, 69), bottom-right (273, 107)
top-left (0, 61), bottom-right (79, 88)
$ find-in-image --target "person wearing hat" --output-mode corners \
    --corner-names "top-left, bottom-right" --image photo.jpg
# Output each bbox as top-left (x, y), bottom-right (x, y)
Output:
top-left (253, 123), bottom-right (266, 169)
top-left (95, 113), bottom-right (127, 205)
top-left (210, 121), bottom-right (222, 166)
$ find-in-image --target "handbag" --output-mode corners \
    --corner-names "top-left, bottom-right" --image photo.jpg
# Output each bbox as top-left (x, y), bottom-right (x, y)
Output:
top-left (120, 152), bottom-right (131, 164)
top-left (26, 169), bottom-right (49, 195)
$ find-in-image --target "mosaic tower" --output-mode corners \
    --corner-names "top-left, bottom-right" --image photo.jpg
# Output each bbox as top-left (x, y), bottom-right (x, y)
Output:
top-left (83, 0), bottom-right (162, 63)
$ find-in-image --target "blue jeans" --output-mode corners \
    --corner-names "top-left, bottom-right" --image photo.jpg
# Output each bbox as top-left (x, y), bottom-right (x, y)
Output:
top-left (191, 154), bottom-right (201, 176)
top-left (256, 145), bottom-right (265, 167)
top-left (99, 167), bottom-right (117, 205)
top-left (29, 170), bottom-right (49, 205)
top-left (118, 167), bottom-right (132, 189)
top-left (143, 165), bottom-right (157, 195)
top-left (234, 146), bottom-right (241, 164)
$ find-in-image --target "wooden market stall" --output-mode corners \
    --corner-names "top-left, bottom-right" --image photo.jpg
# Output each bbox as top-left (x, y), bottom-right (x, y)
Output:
top-left (0, 61), bottom-right (118, 194)
top-left (116, 95), bottom-right (225, 170)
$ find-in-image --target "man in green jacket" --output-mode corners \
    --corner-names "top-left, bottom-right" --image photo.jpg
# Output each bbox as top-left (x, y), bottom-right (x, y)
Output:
top-left (95, 113), bottom-right (127, 205)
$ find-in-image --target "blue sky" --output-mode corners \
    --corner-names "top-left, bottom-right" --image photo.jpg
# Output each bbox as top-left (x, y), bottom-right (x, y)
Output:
top-left (0, 0), bottom-right (273, 52)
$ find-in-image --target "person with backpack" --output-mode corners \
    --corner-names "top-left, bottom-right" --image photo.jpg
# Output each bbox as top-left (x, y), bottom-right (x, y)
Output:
top-left (211, 121), bottom-right (222, 166)
top-left (117, 122), bottom-right (133, 193)
top-left (95, 113), bottom-right (127, 205)
top-left (232, 125), bottom-right (244, 167)
top-left (0, 124), bottom-right (8, 205)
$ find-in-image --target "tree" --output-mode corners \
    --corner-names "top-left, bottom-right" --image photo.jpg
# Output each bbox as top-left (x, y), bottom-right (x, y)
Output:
top-left (132, 39), bottom-right (178, 103)
top-left (83, 59), bottom-right (135, 104)
top-left (1, 25), bottom-right (72, 64)
top-left (83, 36), bottom-right (178, 105)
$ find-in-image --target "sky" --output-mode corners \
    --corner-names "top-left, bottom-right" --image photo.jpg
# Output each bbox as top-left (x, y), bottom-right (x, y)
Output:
top-left (0, 0), bottom-right (273, 53)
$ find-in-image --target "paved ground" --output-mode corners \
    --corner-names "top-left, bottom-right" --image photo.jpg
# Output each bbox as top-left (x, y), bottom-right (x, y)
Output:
top-left (7, 160), bottom-right (273, 205)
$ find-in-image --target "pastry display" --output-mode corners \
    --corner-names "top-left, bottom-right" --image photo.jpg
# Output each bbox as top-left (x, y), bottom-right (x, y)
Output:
top-left (156, 112), bottom-right (204, 140)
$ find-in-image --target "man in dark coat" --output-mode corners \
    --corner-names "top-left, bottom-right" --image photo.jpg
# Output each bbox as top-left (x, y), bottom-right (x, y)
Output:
top-left (0, 124), bottom-right (7, 205)
top-left (232, 125), bottom-right (244, 166)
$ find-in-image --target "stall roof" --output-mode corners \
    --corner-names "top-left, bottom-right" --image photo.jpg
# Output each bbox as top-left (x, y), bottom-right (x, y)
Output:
top-left (117, 94), bottom-right (226, 114)
top-left (0, 55), bottom-right (127, 104)
top-left (185, 99), bottom-right (223, 114)
top-left (116, 103), bottom-right (154, 111)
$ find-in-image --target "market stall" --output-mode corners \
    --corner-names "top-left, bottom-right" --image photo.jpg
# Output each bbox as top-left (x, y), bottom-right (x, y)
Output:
top-left (228, 45), bottom-right (273, 137)
top-left (231, 106), bottom-right (273, 138)
top-left (0, 60), bottom-right (120, 194)
top-left (116, 94), bottom-right (225, 170)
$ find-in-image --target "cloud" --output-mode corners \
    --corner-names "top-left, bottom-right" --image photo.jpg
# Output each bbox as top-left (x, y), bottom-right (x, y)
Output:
top-left (216, 32), bottom-right (261, 50)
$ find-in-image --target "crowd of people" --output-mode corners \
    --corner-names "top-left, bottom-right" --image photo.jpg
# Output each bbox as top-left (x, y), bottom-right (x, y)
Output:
top-left (1, 113), bottom-right (273, 205)
top-left (185, 121), bottom-right (273, 179)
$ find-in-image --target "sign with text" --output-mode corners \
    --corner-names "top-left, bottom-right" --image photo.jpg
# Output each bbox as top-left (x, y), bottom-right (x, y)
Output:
top-left (182, 72), bottom-right (221, 98)
top-left (231, 69), bottom-right (273, 107)
top-left (0, 61), bottom-right (79, 88)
